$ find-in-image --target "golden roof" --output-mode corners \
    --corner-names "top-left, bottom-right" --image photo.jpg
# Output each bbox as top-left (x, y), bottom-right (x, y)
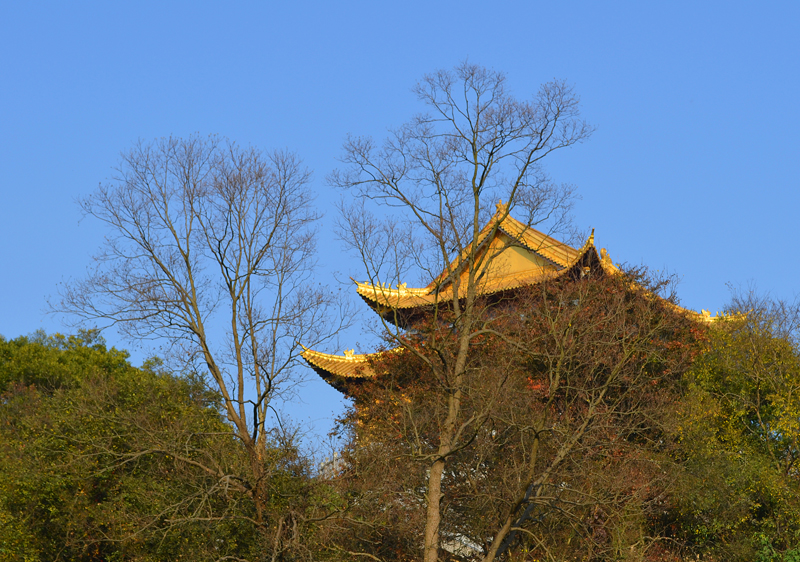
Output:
top-left (355, 203), bottom-right (587, 314)
top-left (304, 222), bottom-right (613, 383)
top-left (301, 204), bottom-right (716, 386)
top-left (300, 345), bottom-right (377, 392)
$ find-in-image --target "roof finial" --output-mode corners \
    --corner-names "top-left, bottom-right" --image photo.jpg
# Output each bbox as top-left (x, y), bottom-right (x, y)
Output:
top-left (496, 199), bottom-right (505, 212)
top-left (587, 228), bottom-right (595, 246)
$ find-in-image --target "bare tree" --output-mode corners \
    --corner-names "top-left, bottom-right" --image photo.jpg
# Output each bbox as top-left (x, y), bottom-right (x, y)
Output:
top-left (55, 135), bottom-right (350, 558)
top-left (332, 63), bottom-right (594, 562)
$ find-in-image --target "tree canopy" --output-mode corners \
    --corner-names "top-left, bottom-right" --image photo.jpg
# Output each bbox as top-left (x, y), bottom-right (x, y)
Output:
top-left (669, 297), bottom-right (800, 562)
top-left (0, 331), bottom-right (315, 561)
top-left (331, 268), bottom-right (702, 562)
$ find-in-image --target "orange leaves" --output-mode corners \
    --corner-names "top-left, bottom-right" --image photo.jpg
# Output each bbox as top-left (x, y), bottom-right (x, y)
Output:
top-left (525, 376), bottom-right (550, 399)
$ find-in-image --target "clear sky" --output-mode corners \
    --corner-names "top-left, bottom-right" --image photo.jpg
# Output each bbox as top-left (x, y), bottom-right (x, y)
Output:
top-left (2, 1), bottom-right (798, 446)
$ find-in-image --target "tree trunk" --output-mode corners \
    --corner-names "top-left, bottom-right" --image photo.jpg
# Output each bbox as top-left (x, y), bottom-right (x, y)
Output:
top-left (424, 457), bottom-right (446, 562)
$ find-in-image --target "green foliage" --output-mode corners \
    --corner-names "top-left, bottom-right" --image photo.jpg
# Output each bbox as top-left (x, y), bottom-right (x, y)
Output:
top-left (755, 534), bottom-right (800, 562)
top-left (0, 331), bottom-right (263, 561)
top-left (670, 301), bottom-right (800, 561)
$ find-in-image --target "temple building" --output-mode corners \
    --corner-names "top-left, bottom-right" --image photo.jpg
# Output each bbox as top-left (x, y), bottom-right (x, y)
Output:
top-left (302, 202), bottom-right (714, 392)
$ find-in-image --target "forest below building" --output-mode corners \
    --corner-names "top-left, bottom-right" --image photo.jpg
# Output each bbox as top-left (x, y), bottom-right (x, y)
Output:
top-left (4, 64), bottom-right (800, 562)
top-left (4, 295), bottom-right (800, 562)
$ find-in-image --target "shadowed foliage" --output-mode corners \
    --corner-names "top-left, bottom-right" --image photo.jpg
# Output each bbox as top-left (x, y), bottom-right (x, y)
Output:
top-left (0, 331), bottom-right (322, 561)
top-left (330, 269), bottom-right (702, 561)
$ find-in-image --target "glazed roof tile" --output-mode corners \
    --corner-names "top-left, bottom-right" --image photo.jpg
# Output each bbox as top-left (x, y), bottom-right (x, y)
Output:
top-left (427, 203), bottom-right (579, 288)
top-left (495, 213), bottom-right (580, 268)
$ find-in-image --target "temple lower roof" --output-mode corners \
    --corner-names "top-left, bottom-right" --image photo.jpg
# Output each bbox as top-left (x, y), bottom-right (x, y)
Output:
top-left (300, 346), bottom-right (375, 378)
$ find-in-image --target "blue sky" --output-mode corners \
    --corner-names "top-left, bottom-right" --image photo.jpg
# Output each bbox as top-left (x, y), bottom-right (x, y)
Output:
top-left (2, 1), bottom-right (798, 445)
